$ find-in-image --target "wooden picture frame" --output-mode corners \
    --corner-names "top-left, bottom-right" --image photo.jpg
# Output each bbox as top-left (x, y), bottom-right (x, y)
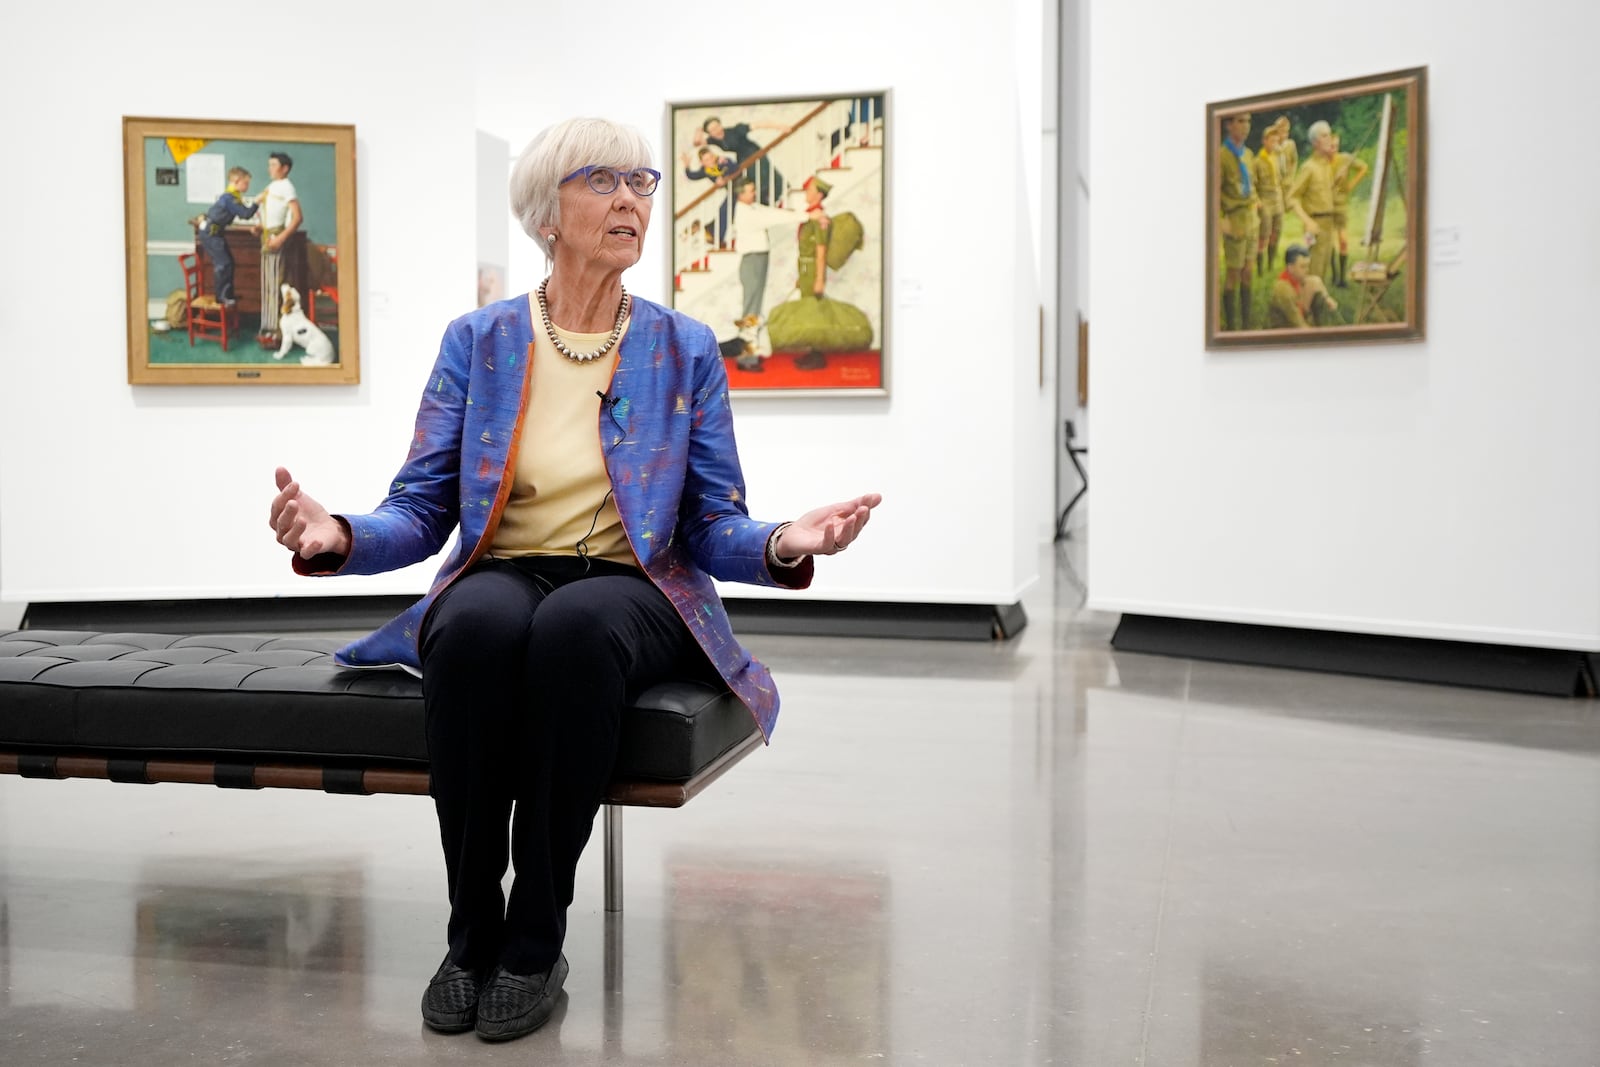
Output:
top-left (123, 116), bottom-right (359, 385)
top-left (667, 92), bottom-right (888, 396)
top-left (1206, 67), bottom-right (1427, 349)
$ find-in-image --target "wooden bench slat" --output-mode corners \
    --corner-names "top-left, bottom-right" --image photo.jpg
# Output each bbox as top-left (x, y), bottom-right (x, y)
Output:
top-left (603, 730), bottom-right (764, 808)
top-left (0, 737), bottom-right (762, 805)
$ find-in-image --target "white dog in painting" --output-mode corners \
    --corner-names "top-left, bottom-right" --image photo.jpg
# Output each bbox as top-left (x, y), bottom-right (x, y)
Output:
top-left (276, 284), bottom-right (336, 365)
top-left (717, 313), bottom-right (771, 372)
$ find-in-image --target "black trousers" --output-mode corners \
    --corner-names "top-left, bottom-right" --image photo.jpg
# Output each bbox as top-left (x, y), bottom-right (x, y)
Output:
top-left (419, 555), bottom-right (702, 975)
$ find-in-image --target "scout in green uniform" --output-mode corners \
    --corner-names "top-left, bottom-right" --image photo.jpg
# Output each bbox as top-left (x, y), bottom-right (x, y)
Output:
top-left (1254, 124), bottom-right (1286, 274)
top-left (1218, 112), bottom-right (1261, 331)
top-left (795, 176), bottom-right (831, 299)
top-left (1267, 244), bottom-right (1338, 328)
top-left (766, 175), bottom-right (875, 372)
top-left (1328, 131), bottom-right (1370, 288)
top-left (1285, 120), bottom-right (1340, 285)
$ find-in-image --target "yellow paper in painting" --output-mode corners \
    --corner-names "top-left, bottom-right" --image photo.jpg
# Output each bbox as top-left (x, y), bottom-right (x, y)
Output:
top-left (165, 137), bottom-right (209, 164)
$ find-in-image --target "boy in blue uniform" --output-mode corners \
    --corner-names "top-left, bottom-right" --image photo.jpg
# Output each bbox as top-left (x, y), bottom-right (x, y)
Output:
top-left (196, 167), bottom-right (258, 305)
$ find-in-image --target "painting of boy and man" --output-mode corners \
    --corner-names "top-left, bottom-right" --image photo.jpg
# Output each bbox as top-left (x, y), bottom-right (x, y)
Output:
top-left (1208, 68), bottom-right (1426, 348)
top-left (670, 93), bottom-right (887, 395)
top-left (123, 117), bottom-right (358, 384)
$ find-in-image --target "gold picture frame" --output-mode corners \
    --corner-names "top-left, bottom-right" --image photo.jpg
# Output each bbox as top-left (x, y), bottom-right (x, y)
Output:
top-left (123, 116), bottom-right (359, 384)
top-left (1206, 67), bottom-right (1427, 349)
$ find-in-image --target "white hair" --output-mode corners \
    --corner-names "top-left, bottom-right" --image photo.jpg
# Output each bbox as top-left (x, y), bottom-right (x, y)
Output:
top-left (509, 117), bottom-right (655, 261)
top-left (1307, 120), bottom-right (1332, 144)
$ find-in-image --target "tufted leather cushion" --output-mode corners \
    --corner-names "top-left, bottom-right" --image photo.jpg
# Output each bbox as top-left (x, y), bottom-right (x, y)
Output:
top-left (0, 630), bottom-right (758, 783)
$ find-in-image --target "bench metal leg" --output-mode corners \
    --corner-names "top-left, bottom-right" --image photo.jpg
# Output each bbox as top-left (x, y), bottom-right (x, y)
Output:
top-left (603, 804), bottom-right (623, 913)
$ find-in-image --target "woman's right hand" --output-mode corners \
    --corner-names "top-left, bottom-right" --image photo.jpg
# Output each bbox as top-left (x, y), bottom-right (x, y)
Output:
top-left (270, 466), bottom-right (350, 559)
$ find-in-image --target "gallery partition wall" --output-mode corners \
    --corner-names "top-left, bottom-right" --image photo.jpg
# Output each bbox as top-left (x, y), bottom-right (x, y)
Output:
top-left (1086, 0), bottom-right (1600, 693)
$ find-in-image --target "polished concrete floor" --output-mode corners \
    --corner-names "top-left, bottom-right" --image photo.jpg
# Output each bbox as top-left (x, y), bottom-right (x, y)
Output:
top-left (2, 541), bottom-right (1597, 1065)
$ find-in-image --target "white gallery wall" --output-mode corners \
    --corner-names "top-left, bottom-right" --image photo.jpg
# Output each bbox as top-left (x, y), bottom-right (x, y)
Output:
top-left (1087, 0), bottom-right (1600, 650)
top-left (0, 6), bottom-right (480, 616)
top-left (0, 0), bottom-right (1056, 618)
top-left (472, 0), bottom-right (1056, 606)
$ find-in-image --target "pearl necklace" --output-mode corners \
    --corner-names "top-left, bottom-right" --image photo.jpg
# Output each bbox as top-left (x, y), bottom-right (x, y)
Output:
top-left (536, 278), bottom-right (630, 363)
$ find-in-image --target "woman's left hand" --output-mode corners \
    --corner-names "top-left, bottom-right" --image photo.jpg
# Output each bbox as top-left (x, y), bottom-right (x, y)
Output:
top-left (774, 493), bottom-right (883, 558)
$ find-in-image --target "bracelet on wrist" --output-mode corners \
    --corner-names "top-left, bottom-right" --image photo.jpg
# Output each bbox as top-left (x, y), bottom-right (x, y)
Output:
top-left (765, 522), bottom-right (802, 569)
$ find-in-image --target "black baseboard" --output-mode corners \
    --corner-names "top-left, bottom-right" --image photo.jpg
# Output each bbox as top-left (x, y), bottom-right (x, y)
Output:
top-left (1112, 614), bottom-right (1597, 698)
top-left (725, 599), bottom-right (1026, 640)
top-left (20, 596), bottom-right (417, 634)
top-left (18, 596), bottom-right (1028, 643)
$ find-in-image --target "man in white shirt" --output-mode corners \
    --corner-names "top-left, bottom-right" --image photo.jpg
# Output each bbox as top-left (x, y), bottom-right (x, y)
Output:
top-left (725, 178), bottom-right (811, 372)
top-left (256, 151), bottom-right (302, 346)
top-left (729, 179), bottom-right (806, 324)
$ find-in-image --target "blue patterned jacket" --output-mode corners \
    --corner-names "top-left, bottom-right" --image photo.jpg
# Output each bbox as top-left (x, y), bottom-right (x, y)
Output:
top-left (297, 294), bottom-right (811, 741)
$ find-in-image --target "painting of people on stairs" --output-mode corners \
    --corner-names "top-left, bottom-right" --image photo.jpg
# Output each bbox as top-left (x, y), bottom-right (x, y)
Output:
top-left (669, 92), bottom-right (888, 396)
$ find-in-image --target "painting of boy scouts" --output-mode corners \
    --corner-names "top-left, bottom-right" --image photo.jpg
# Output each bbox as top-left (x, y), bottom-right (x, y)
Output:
top-left (669, 93), bottom-right (886, 394)
top-left (1207, 68), bottom-right (1427, 349)
top-left (123, 117), bottom-right (359, 385)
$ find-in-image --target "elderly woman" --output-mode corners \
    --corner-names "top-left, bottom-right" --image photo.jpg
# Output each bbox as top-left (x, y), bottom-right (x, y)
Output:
top-left (268, 117), bottom-right (879, 1043)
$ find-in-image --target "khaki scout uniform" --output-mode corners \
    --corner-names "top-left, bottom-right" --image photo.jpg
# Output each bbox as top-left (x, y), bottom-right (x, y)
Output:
top-left (1218, 144), bottom-right (1260, 271)
top-left (1253, 148), bottom-right (1284, 255)
top-left (796, 215), bottom-right (830, 294)
top-left (1276, 138), bottom-right (1299, 188)
top-left (1330, 151), bottom-right (1361, 246)
top-left (1286, 153), bottom-right (1338, 281)
top-left (1268, 275), bottom-right (1309, 328)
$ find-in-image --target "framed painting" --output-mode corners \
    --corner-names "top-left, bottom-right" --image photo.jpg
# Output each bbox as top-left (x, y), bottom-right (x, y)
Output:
top-left (667, 92), bottom-right (888, 396)
top-left (1206, 67), bottom-right (1426, 349)
top-left (123, 116), bottom-right (359, 384)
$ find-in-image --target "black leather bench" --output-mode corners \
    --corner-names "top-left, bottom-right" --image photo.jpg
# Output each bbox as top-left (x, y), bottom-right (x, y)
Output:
top-left (0, 629), bottom-right (762, 912)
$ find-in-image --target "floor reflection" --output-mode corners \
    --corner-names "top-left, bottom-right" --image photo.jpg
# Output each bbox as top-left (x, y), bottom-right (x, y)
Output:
top-left (0, 856), bottom-right (388, 1063)
top-left (1109, 648), bottom-right (1600, 755)
top-left (132, 861), bottom-right (366, 1015)
top-left (662, 854), bottom-right (891, 1064)
top-left (1199, 961), bottom-right (1423, 1064)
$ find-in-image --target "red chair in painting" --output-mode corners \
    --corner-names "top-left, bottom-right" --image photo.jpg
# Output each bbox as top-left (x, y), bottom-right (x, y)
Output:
top-left (308, 244), bottom-right (339, 326)
top-left (178, 252), bottom-right (230, 351)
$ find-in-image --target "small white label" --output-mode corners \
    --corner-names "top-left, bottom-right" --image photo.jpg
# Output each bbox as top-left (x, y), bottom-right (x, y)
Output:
top-left (897, 279), bottom-right (924, 307)
top-left (1432, 226), bottom-right (1463, 264)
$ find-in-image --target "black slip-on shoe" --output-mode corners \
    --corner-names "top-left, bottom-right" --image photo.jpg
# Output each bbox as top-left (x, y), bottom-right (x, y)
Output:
top-left (474, 954), bottom-right (569, 1042)
top-left (421, 956), bottom-right (484, 1033)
